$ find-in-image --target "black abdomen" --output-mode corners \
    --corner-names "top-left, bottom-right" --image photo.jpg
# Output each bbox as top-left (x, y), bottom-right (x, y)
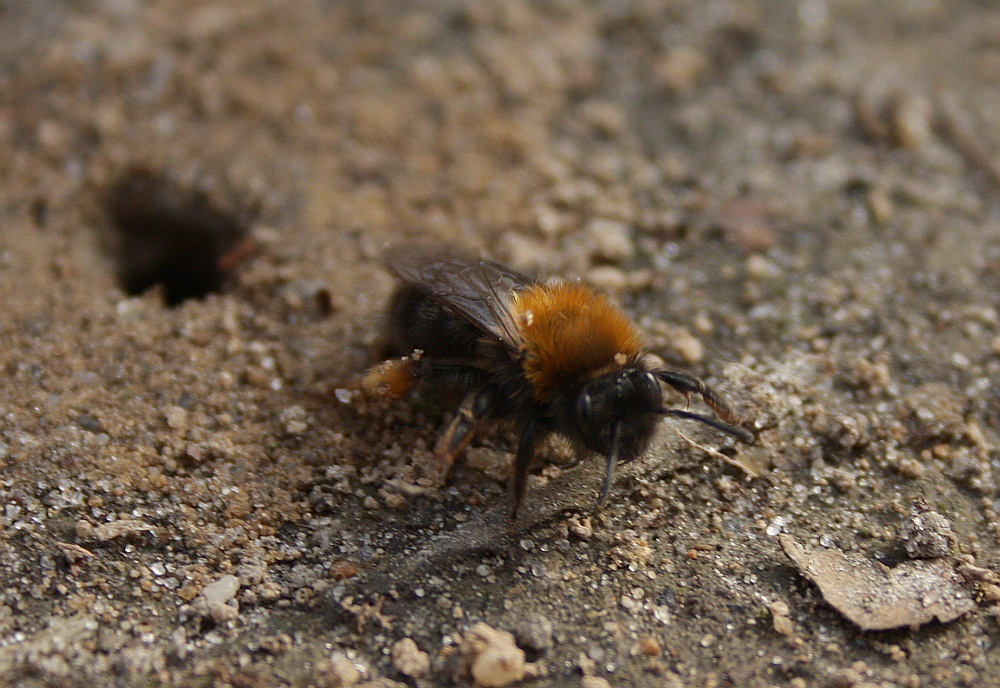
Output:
top-left (380, 286), bottom-right (484, 361)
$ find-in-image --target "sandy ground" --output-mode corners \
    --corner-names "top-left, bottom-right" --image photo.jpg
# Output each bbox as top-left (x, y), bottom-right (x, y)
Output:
top-left (2, 1), bottom-right (1000, 686)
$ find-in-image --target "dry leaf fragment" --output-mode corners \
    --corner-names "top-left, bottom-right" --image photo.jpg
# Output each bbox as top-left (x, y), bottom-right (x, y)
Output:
top-left (780, 534), bottom-right (975, 631)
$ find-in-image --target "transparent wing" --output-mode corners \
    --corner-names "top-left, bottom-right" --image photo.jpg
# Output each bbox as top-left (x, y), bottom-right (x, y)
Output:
top-left (385, 244), bottom-right (532, 351)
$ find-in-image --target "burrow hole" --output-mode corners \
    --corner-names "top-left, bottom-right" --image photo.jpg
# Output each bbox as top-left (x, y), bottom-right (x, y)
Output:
top-left (105, 168), bottom-right (253, 306)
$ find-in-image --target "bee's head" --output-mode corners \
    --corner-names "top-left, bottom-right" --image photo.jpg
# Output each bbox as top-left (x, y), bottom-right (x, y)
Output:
top-left (572, 365), bottom-right (753, 509)
top-left (574, 367), bottom-right (662, 462)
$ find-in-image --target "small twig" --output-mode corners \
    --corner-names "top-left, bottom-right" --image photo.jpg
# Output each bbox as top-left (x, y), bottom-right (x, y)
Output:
top-left (936, 91), bottom-right (1000, 192)
top-left (678, 430), bottom-right (761, 478)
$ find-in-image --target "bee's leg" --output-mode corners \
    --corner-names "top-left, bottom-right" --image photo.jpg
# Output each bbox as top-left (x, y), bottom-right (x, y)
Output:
top-left (433, 387), bottom-right (495, 481)
top-left (655, 370), bottom-right (749, 426)
top-left (355, 355), bottom-right (421, 399)
top-left (510, 421), bottom-right (537, 518)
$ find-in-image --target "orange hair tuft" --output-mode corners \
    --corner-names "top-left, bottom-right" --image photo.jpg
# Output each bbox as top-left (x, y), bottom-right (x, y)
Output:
top-left (513, 282), bottom-right (642, 402)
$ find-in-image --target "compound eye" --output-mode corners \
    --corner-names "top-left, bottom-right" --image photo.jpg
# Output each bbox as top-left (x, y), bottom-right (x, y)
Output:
top-left (638, 371), bottom-right (662, 404)
top-left (574, 390), bottom-right (604, 448)
top-left (576, 390), bottom-right (594, 427)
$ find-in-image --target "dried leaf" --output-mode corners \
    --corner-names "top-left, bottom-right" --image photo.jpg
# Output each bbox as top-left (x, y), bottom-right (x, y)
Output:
top-left (780, 534), bottom-right (975, 631)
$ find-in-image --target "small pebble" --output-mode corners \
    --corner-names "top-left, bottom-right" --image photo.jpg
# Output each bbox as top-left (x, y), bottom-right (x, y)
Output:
top-left (900, 497), bottom-right (956, 559)
top-left (769, 600), bottom-right (794, 636)
top-left (513, 613), bottom-right (554, 654)
top-left (285, 420), bottom-right (308, 434)
top-left (580, 101), bottom-right (626, 137)
top-left (586, 218), bottom-right (634, 263)
top-left (652, 606), bottom-right (671, 625)
top-left (980, 583), bottom-right (1000, 603)
top-left (586, 266), bottom-right (628, 292)
top-left (381, 490), bottom-right (406, 509)
top-left (745, 254), bottom-right (778, 280)
top-left (202, 575), bottom-right (240, 605)
top-left (567, 517), bottom-right (593, 540)
top-left (319, 656), bottom-right (361, 687)
top-left (75, 413), bottom-right (104, 433)
top-left (459, 622), bottom-right (527, 687)
top-left (192, 574), bottom-right (241, 625)
top-left (890, 92), bottom-right (933, 149)
top-left (164, 406), bottom-right (188, 431)
top-left (280, 405), bottom-right (310, 434)
top-left (392, 637), bottom-right (430, 678)
top-left (667, 327), bottom-right (704, 365)
top-left (655, 46), bottom-right (707, 93)
top-left (867, 186), bottom-right (895, 225)
top-left (638, 637), bottom-right (662, 656)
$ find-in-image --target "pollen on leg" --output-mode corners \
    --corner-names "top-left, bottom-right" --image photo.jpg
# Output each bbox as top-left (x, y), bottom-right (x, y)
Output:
top-left (357, 355), bottom-right (421, 399)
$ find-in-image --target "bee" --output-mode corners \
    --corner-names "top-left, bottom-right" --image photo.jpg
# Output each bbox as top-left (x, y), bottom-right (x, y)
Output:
top-left (359, 245), bottom-right (754, 517)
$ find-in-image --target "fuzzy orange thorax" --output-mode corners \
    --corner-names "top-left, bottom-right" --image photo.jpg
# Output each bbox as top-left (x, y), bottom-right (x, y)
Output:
top-left (512, 282), bottom-right (642, 402)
